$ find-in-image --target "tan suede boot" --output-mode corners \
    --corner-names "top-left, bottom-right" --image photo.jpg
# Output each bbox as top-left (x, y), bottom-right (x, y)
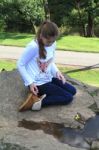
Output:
top-left (19, 93), bottom-right (46, 112)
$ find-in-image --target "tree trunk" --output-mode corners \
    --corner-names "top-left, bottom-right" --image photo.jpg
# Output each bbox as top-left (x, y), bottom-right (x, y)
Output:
top-left (30, 20), bottom-right (36, 34)
top-left (75, 0), bottom-right (86, 36)
top-left (43, 0), bottom-right (50, 20)
top-left (87, 12), bottom-right (94, 37)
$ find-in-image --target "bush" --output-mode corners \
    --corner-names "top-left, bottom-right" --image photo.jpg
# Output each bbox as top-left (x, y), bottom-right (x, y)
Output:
top-left (94, 25), bottom-right (99, 37)
top-left (0, 19), bottom-right (6, 32)
top-left (59, 25), bottom-right (82, 36)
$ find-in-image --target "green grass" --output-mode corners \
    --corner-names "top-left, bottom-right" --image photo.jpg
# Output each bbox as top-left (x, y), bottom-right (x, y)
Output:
top-left (0, 32), bottom-right (99, 52)
top-left (0, 32), bottom-right (35, 47)
top-left (59, 66), bottom-right (99, 87)
top-left (0, 60), bottom-right (16, 71)
top-left (57, 35), bottom-right (99, 53)
top-left (0, 60), bottom-right (99, 87)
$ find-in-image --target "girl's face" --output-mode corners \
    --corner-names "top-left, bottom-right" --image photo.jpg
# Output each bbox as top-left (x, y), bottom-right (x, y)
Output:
top-left (40, 35), bottom-right (56, 46)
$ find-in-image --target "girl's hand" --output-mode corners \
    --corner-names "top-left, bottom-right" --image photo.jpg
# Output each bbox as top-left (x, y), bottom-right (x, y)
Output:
top-left (29, 83), bottom-right (39, 95)
top-left (56, 71), bottom-right (66, 84)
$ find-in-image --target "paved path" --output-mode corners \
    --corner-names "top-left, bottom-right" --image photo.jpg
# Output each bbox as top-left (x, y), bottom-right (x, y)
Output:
top-left (0, 45), bottom-right (99, 66)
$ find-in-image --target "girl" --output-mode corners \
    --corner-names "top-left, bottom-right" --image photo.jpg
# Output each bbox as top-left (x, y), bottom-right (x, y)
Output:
top-left (17, 21), bottom-right (76, 111)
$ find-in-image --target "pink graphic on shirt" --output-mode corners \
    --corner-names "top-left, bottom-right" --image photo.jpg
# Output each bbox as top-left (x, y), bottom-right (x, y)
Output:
top-left (37, 58), bottom-right (53, 72)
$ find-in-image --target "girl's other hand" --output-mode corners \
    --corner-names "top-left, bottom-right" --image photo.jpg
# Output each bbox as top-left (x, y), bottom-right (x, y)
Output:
top-left (56, 71), bottom-right (66, 84)
top-left (29, 83), bottom-right (39, 95)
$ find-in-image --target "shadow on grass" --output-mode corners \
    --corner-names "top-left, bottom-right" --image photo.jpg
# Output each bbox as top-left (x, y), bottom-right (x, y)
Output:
top-left (0, 32), bottom-right (34, 40)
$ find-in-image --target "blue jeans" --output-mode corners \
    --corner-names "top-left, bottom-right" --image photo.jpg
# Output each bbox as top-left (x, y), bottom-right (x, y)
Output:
top-left (37, 78), bottom-right (76, 107)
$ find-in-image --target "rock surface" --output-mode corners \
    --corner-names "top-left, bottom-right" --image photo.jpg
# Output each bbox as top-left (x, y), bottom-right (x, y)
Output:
top-left (0, 69), bottom-right (99, 150)
top-left (91, 140), bottom-right (99, 149)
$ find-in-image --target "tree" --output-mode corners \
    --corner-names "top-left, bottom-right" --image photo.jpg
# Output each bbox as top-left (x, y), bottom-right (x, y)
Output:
top-left (19, 0), bottom-right (45, 32)
top-left (0, 0), bottom-right (45, 33)
top-left (48, 0), bottom-right (99, 37)
top-left (48, 0), bottom-right (72, 27)
top-left (74, 0), bottom-right (99, 37)
top-left (42, 0), bottom-right (50, 20)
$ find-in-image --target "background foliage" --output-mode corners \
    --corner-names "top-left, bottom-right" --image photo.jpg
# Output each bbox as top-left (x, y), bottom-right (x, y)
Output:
top-left (0, 0), bottom-right (99, 36)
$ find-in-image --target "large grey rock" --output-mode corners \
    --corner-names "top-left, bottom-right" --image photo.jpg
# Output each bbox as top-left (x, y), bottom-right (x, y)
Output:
top-left (91, 140), bottom-right (99, 149)
top-left (0, 69), bottom-right (98, 150)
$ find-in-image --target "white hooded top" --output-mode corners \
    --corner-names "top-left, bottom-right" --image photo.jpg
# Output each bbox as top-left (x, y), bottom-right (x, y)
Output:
top-left (17, 40), bottom-right (59, 86)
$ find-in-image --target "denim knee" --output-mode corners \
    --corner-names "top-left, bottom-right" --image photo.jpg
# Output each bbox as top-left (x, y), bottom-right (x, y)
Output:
top-left (64, 93), bottom-right (73, 104)
top-left (72, 87), bottom-right (77, 96)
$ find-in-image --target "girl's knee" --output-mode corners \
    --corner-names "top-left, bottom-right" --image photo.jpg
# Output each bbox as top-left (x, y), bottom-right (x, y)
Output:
top-left (72, 87), bottom-right (77, 96)
top-left (64, 93), bottom-right (73, 104)
top-left (68, 94), bottom-right (73, 104)
top-left (66, 83), bottom-right (77, 96)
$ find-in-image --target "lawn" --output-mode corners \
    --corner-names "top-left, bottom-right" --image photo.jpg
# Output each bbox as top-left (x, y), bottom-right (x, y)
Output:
top-left (0, 60), bottom-right (99, 87)
top-left (59, 66), bottom-right (99, 87)
top-left (0, 60), bottom-right (16, 71)
top-left (0, 32), bottom-right (99, 53)
top-left (0, 32), bottom-right (34, 47)
top-left (57, 35), bottom-right (99, 53)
